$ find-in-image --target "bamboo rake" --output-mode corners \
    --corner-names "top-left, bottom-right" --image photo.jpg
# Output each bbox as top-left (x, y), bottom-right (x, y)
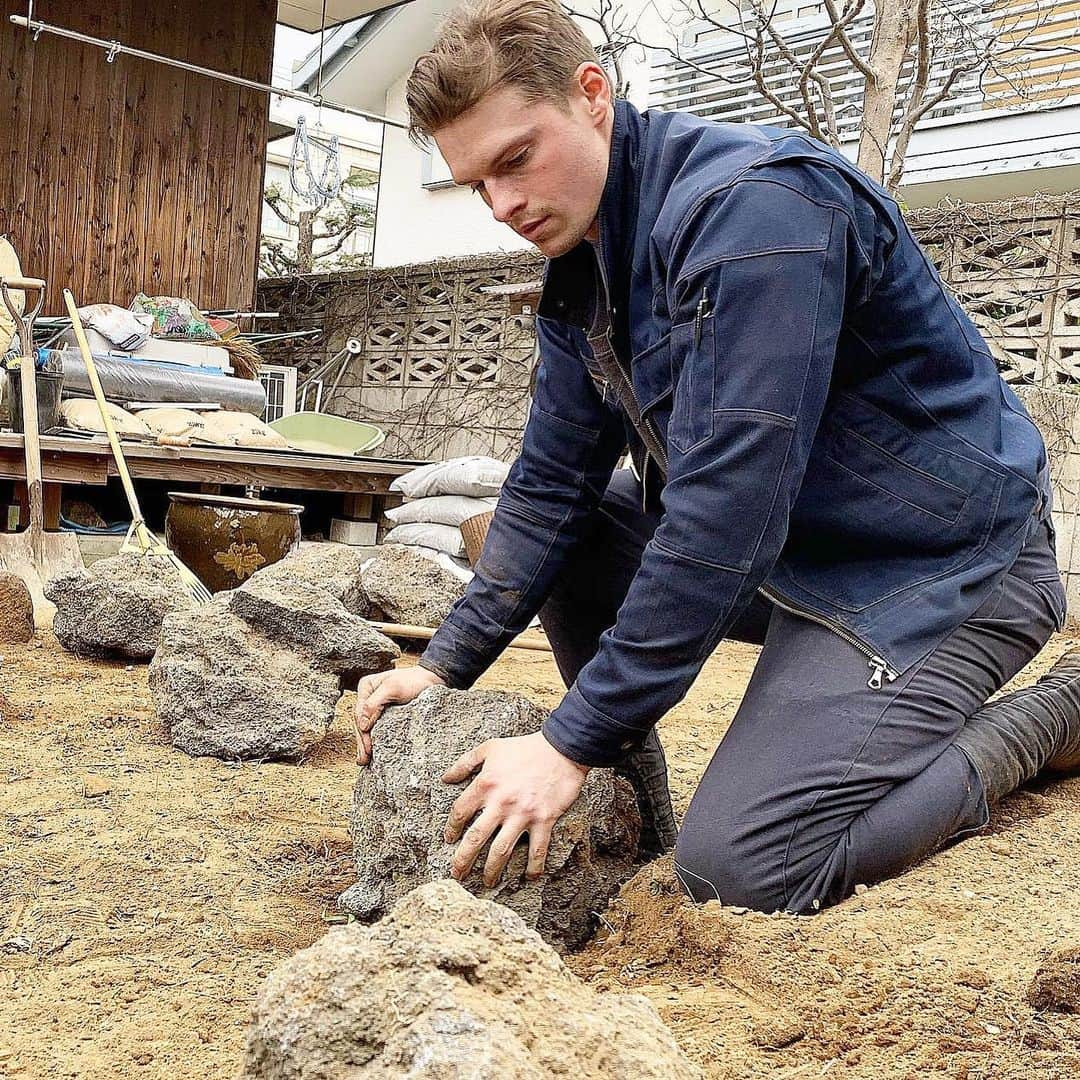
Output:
top-left (62, 289), bottom-right (212, 603)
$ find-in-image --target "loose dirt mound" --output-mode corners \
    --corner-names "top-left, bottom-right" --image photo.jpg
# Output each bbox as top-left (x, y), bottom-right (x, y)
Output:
top-left (573, 794), bottom-right (1080, 1079)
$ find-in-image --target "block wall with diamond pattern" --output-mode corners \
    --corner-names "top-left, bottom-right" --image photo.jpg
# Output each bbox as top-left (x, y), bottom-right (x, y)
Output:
top-left (257, 253), bottom-right (543, 461)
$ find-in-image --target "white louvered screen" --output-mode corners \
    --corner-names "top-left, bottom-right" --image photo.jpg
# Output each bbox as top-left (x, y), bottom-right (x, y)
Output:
top-left (258, 365), bottom-right (298, 423)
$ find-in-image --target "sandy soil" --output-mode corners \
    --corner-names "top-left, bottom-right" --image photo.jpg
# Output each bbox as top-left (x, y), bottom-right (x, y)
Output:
top-left (0, 632), bottom-right (1077, 1079)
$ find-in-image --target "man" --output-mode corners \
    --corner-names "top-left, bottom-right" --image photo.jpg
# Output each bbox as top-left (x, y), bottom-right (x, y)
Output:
top-left (356, 0), bottom-right (1080, 915)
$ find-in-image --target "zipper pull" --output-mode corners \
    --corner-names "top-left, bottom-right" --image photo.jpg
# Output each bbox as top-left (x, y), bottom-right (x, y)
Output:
top-left (694, 291), bottom-right (710, 348)
top-left (867, 656), bottom-right (895, 690)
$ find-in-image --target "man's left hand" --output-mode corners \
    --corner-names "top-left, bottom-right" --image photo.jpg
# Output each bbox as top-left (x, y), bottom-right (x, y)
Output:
top-left (443, 731), bottom-right (590, 888)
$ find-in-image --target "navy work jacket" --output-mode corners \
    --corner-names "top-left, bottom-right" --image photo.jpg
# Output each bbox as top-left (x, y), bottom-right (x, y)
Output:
top-left (420, 99), bottom-right (1051, 767)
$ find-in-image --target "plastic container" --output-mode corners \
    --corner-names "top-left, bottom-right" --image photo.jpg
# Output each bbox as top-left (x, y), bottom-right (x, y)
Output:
top-left (9, 365), bottom-right (64, 433)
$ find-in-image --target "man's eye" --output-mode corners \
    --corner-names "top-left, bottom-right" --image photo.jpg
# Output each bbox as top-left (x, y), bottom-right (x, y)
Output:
top-left (506, 150), bottom-right (528, 169)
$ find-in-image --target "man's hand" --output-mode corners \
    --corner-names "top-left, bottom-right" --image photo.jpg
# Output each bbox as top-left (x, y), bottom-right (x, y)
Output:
top-left (443, 731), bottom-right (589, 888)
top-left (354, 666), bottom-right (447, 764)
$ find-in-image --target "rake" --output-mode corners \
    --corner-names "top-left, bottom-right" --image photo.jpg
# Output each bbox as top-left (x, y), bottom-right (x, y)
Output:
top-left (62, 289), bottom-right (212, 604)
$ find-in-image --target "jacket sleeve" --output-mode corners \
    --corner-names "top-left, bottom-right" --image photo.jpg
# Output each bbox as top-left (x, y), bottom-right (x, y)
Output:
top-left (542, 177), bottom-right (871, 766)
top-left (418, 316), bottom-right (627, 689)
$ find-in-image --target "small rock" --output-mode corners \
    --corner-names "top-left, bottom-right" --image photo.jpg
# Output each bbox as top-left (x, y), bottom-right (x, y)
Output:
top-left (1028, 947), bottom-right (1080, 1013)
top-left (0, 572), bottom-right (34, 644)
top-left (854, 883), bottom-right (869, 895)
top-left (0, 692), bottom-right (28, 724)
top-left (82, 775), bottom-right (111, 798)
top-left (361, 545), bottom-right (465, 627)
top-left (242, 880), bottom-right (701, 1080)
top-left (956, 967), bottom-right (990, 990)
top-left (750, 1013), bottom-right (806, 1049)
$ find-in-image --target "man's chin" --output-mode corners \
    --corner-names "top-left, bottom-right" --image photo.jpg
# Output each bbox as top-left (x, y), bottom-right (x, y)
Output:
top-left (531, 228), bottom-right (583, 259)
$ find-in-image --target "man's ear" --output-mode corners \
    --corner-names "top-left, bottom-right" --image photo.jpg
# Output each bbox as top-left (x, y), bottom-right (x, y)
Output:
top-left (573, 61), bottom-right (612, 123)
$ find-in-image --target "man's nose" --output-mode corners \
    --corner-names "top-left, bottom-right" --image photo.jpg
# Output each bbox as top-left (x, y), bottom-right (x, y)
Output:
top-left (488, 182), bottom-right (526, 225)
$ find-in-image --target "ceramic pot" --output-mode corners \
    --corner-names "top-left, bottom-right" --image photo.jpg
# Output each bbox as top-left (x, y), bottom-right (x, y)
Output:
top-left (165, 492), bottom-right (303, 593)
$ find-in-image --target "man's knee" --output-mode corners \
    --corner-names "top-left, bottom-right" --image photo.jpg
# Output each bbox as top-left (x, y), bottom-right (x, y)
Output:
top-left (673, 815), bottom-right (785, 913)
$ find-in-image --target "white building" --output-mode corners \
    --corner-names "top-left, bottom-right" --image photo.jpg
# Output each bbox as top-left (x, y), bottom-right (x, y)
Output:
top-left (289, 0), bottom-right (1080, 265)
top-left (261, 16), bottom-right (385, 274)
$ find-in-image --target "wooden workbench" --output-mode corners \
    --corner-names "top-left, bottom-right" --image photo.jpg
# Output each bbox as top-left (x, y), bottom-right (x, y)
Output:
top-left (0, 432), bottom-right (423, 527)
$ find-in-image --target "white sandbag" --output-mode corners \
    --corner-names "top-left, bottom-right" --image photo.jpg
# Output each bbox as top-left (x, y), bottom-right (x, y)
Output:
top-left (136, 407), bottom-right (207, 439)
top-left (59, 398), bottom-right (150, 437)
top-left (389, 456), bottom-right (510, 499)
top-left (198, 410), bottom-right (288, 449)
top-left (384, 522), bottom-right (467, 559)
top-left (399, 544), bottom-right (474, 584)
top-left (384, 494), bottom-right (497, 528)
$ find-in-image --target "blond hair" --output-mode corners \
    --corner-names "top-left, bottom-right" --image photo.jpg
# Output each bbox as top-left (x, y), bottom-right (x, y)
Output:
top-left (406, 0), bottom-right (603, 142)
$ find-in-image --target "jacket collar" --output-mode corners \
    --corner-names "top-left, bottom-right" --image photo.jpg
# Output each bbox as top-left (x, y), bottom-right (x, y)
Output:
top-left (537, 99), bottom-right (644, 329)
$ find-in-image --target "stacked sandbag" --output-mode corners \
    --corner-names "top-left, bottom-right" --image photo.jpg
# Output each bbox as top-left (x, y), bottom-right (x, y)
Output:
top-left (384, 456), bottom-right (509, 582)
top-left (134, 407), bottom-right (288, 449)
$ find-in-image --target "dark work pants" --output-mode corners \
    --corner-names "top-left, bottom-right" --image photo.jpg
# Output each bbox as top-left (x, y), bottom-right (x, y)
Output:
top-left (538, 469), bottom-right (1064, 914)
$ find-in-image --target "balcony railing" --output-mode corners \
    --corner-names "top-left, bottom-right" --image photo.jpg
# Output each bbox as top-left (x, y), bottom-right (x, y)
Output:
top-left (648, 1), bottom-right (1080, 138)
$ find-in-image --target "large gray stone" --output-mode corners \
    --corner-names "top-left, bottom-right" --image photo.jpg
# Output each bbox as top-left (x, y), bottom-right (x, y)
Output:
top-left (228, 575), bottom-right (399, 688)
top-left (45, 552), bottom-right (195, 660)
top-left (361, 544), bottom-right (465, 627)
top-left (250, 541), bottom-right (369, 616)
top-left (346, 687), bottom-right (640, 953)
top-left (242, 879), bottom-right (700, 1080)
top-left (149, 600), bottom-right (341, 760)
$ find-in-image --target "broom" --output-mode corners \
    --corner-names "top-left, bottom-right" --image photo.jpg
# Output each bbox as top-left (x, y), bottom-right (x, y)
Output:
top-left (62, 289), bottom-right (212, 604)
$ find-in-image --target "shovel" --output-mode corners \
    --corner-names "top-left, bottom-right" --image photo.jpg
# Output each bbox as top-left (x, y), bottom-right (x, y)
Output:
top-left (0, 276), bottom-right (83, 626)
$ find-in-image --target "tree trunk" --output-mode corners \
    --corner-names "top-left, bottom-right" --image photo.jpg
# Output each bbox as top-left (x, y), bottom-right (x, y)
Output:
top-left (297, 212), bottom-right (315, 274)
top-left (857, 0), bottom-right (918, 184)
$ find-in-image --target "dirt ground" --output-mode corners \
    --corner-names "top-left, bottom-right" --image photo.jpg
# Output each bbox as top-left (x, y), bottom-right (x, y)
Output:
top-left (1, 630), bottom-right (1077, 1079)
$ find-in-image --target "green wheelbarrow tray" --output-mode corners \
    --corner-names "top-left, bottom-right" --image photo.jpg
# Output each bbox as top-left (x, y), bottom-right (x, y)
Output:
top-left (269, 411), bottom-right (386, 456)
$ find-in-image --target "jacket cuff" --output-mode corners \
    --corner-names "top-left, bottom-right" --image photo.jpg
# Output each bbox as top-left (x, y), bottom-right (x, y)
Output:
top-left (541, 684), bottom-right (645, 767)
top-left (418, 624), bottom-right (492, 690)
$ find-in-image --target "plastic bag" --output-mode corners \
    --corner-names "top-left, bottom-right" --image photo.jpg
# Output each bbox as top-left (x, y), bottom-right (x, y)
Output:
top-left (131, 293), bottom-right (220, 341)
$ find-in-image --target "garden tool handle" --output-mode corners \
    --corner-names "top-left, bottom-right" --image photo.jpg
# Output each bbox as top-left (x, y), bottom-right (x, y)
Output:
top-left (62, 290), bottom-right (153, 549)
top-left (18, 350), bottom-right (44, 566)
top-left (0, 276), bottom-right (46, 331)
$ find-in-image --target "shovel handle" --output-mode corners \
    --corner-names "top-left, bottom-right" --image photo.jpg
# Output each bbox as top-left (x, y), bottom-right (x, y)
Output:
top-left (18, 352), bottom-right (44, 565)
top-left (1, 276), bottom-right (46, 333)
top-left (0, 276), bottom-right (46, 291)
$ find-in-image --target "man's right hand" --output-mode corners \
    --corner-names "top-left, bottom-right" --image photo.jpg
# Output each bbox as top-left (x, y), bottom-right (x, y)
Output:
top-left (354, 666), bottom-right (447, 765)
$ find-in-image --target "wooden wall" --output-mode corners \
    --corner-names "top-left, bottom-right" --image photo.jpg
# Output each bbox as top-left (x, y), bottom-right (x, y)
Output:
top-left (0, 0), bottom-right (275, 314)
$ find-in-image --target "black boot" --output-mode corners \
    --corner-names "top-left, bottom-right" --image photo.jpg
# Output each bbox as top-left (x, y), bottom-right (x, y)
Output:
top-left (954, 647), bottom-right (1080, 806)
top-left (617, 729), bottom-right (679, 859)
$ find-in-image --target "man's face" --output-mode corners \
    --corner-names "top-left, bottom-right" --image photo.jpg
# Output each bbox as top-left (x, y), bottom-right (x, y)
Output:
top-left (433, 67), bottom-right (613, 258)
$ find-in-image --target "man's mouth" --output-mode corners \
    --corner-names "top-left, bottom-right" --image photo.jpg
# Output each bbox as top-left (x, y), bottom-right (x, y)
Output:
top-left (518, 216), bottom-right (549, 240)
